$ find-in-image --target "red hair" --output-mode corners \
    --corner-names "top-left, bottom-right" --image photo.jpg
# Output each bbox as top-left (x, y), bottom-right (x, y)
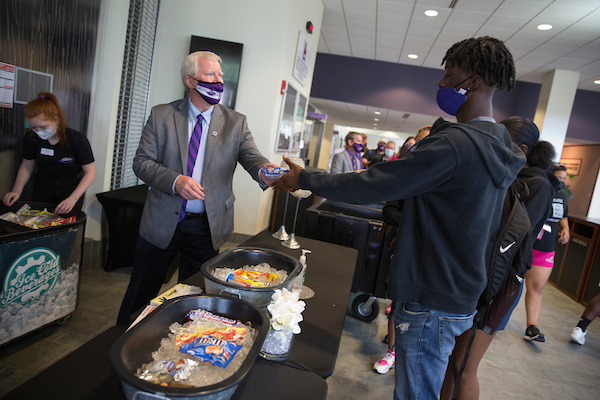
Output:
top-left (24, 92), bottom-right (67, 146)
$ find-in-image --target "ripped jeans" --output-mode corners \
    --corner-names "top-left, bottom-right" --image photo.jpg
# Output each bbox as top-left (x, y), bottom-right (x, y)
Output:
top-left (393, 302), bottom-right (475, 400)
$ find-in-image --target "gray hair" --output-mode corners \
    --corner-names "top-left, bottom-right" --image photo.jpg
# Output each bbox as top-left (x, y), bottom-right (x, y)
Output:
top-left (181, 51), bottom-right (222, 91)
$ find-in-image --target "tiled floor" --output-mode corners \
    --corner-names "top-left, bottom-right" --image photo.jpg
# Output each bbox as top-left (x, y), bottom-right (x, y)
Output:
top-left (1, 242), bottom-right (599, 399)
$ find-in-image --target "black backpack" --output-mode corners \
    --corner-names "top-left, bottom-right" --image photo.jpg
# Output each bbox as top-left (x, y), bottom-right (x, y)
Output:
top-left (475, 179), bottom-right (532, 334)
top-left (453, 179), bottom-right (532, 399)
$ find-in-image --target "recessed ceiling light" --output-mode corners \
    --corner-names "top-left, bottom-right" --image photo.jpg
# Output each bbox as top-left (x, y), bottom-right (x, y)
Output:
top-left (374, 118), bottom-right (379, 121)
top-left (424, 10), bottom-right (438, 17)
top-left (374, 111), bottom-right (381, 115)
top-left (594, 79), bottom-right (600, 85)
top-left (537, 24), bottom-right (553, 31)
top-left (408, 54), bottom-right (418, 59)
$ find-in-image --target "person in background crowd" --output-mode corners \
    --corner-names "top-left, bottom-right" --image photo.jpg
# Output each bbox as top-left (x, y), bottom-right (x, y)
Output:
top-left (397, 136), bottom-right (416, 159)
top-left (414, 125), bottom-right (433, 147)
top-left (570, 292), bottom-right (600, 345)
top-left (360, 133), bottom-right (373, 168)
top-left (440, 116), bottom-right (559, 400)
top-left (363, 138), bottom-right (386, 168)
top-left (2, 92), bottom-right (95, 214)
top-left (117, 51), bottom-right (278, 325)
top-left (370, 140), bottom-right (397, 167)
top-left (523, 163), bottom-right (570, 342)
top-left (330, 131), bottom-right (366, 174)
top-left (274, 36), bottom-right (523, 400)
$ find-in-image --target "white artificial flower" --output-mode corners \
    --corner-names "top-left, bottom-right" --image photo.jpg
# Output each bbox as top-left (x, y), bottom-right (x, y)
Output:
top-left (266, 288), bottom-right (306, 334)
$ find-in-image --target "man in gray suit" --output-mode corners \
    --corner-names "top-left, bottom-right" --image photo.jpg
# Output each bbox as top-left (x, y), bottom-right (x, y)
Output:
top-left (118, 51), bottom-right (277, 324)
top-left (330, 132), bottom-right (365, 174)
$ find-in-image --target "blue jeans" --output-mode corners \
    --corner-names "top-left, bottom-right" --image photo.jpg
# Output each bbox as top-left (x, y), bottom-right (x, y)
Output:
top-left (393, 302), bottom-right (476, 400)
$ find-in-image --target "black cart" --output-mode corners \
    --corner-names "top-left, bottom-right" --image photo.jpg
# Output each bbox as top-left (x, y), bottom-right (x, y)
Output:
top-left (303, 198), bottom-right (394, 321)
top-left (0, 201), bottom-right (86, 346)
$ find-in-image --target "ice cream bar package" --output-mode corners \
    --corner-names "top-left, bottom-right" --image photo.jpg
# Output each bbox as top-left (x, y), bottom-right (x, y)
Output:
top-left (179, 335), bottom-right (242, 368)
top-left (261, 166), bottom-right (289, 179)
top-left (225, 269), bottom-right (281, 287)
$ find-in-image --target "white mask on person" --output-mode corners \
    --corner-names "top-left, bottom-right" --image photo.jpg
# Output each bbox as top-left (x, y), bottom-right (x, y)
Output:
top-left (385, 149), bottom-right (395, 158)
top-left (35, 128), bottom-right (56, 140)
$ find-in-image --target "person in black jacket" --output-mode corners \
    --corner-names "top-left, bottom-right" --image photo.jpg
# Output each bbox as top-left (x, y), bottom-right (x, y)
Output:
top-left (2, 92), bottom-right (95, 214)
top-left (275, 36), bottom-right (524, 400)
top-left (524, 163), bottom-right (570, 342)
top-left (440, 116), bottom-right (559, 400)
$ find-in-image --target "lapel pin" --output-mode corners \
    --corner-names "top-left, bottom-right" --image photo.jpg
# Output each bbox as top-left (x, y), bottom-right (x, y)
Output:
top-left (212, 131), bottom-right (218, 136)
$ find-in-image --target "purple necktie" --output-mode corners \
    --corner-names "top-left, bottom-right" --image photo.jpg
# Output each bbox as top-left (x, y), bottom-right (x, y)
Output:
top-left (178, 114), bottom-right (204, 221)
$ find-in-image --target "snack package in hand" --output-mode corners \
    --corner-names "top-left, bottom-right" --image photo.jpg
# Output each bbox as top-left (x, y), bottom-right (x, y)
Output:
top-left (261, 166), bottom-right (289, 179)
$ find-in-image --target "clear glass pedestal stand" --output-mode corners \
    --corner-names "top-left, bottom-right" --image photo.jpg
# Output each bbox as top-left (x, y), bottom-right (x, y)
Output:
top-left (272, 191), bottom-right (290, 241)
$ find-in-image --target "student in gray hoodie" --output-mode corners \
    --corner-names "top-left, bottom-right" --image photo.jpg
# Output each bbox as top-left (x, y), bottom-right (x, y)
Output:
top-left (274, 36), bottom-right (524, 400)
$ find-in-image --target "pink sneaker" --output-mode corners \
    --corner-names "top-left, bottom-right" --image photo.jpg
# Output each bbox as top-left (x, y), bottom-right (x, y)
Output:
top-left (373, 350), bottom-right (395, 374)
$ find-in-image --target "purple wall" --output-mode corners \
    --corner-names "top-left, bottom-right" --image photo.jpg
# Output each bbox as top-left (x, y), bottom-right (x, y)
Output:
top-left (311, 53), bottom-right (599, 142)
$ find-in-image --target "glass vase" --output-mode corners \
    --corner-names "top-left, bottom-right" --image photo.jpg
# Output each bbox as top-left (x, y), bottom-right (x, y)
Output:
top-left (259, 330), bottom-right (294, 361)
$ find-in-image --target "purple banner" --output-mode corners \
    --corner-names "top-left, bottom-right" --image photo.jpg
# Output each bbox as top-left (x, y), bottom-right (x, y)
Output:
top-left (307, 112), bottom-right (327, 120)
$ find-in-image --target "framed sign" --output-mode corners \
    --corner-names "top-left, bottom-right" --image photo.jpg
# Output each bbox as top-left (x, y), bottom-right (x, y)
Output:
top-left (291, 93), bottom-right (308, 152)
top-left (276, 82), bottom-right (297, 152)
top-left (276, 82), bottom-right (308, 153)
top-left (559, 158), bottom-right (582, 176)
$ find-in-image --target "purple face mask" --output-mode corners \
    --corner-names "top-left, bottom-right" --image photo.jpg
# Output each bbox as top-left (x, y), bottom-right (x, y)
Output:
top-left (436, 76), bottom-right (472, 116)
top-left (352, 142), bottom-right (363, 153)
top-left (194, 79), bottom-right (224, 105)
top-left (377, 143), bottom-right (385, 152)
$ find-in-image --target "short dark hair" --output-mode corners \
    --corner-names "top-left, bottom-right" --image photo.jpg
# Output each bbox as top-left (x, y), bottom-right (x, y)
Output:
top-left (553, 164), bottom-right (568, 173)
top-left (442, 36), bottom-right (516, 91)
top-left (345, 132), bottom-right (359, 144)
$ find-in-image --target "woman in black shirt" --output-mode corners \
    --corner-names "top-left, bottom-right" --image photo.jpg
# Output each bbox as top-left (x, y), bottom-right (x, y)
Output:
top-left (2, 92), bottom-right (95, 214)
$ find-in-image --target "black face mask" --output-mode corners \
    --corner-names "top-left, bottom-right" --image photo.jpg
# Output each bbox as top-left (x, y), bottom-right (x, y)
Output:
top-left (557, 181), bottom-right (565, 191)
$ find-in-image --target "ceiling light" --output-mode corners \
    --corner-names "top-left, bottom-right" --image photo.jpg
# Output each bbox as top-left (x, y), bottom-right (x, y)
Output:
top-left (374, 111), bottom-right (381, 115)
top-left (537, 24), bottom-right (553, 31)
top-left (594, 80), bottom-right (600, 85)
top-left (374, 118), bottom-right (379, 121)
top-left (408, 54), bottom-right (418, 59)
top-left (424, 10), bottom-right (438, 17)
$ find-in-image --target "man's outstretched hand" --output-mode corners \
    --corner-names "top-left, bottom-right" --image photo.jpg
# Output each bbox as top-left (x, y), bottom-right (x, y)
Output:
top-left (272, 155), bottom-right (302, 192)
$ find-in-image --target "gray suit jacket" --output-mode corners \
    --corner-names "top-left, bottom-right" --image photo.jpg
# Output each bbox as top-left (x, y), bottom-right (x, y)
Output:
top-left (134, 99), bottom-right (269, 250)
top-left (330, 149), bottom-right (358, 174)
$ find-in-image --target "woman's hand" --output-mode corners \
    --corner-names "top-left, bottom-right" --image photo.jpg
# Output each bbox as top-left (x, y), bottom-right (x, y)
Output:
top-left (2, 191), bottom-right (21, 206)
top-left (55, 196), bottom-right (78, 215)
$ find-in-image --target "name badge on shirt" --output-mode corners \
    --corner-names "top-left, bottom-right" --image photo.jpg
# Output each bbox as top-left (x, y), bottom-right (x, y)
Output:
top-left (40, 148), bottom-right (54, 156)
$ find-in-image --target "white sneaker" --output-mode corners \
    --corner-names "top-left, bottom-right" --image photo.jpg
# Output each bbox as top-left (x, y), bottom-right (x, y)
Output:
top-left (373, 350), bottom-right (395, 374)
top-left (570, 327), bottom-right (586, 345)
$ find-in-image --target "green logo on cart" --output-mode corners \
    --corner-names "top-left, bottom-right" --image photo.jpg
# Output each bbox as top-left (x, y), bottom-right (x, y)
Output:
top-left (1, 248), bottom-right (61, 307)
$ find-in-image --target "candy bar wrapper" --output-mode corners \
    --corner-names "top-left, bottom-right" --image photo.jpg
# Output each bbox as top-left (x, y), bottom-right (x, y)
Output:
top-left (225, 269), bottom-right (281, 287)
top-left (176, 325), bottom-right (246, 345)
top-left (179, 335), bottom-right (242, 369)
top-left (185, 309), bottom-right (244, 326)
top-left (139, 358), bottom-right (198, 385)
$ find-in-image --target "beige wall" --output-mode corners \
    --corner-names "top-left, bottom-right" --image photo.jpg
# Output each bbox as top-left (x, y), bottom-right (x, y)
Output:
top-left (559, 145), bottom-right (600, 217)
top-left (85, 0), bottom-right (324, 240)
